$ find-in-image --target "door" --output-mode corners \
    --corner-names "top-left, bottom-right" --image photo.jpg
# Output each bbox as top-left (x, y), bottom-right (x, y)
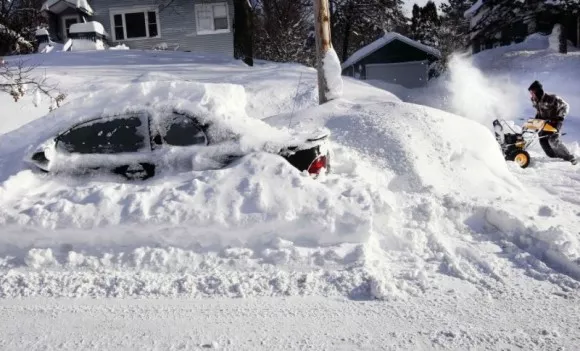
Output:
top-left (61, 15), bottom-right (79, 41)
top-left (365, 61), bottom-right (429, 89)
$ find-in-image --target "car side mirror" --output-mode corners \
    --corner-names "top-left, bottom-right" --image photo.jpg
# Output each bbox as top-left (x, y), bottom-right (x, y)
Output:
top-left (31, 151), bottom-right (48, 165)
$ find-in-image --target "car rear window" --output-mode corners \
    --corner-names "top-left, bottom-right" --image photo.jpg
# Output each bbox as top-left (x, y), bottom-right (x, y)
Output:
top-left (56, 115), bottom-right (148, 154)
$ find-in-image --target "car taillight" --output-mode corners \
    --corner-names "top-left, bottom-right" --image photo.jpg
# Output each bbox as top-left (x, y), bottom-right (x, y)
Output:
top-left (307, 155), bottom-right (327, 175)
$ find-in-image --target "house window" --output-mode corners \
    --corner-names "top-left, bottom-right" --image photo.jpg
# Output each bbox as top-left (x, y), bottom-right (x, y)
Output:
top-left (62, 15), bottom-right (79, 40)
top-left (195, 3), bottom-right (230, 35)
top-left (110, 8), bottom-right (160, 41)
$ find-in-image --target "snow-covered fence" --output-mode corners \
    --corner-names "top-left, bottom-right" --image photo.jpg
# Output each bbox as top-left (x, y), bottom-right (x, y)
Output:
top-left (69, 22), bottom-right (108, 52)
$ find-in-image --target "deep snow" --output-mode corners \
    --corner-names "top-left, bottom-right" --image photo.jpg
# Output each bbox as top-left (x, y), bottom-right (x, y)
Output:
top-left (0, 36), bottom-right (579, 348)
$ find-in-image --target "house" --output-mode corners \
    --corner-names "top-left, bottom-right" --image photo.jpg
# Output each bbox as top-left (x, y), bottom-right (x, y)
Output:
top-left (40, 0), bottom-right (234, 56)
top-left (341, 32), bottom-right (441, 89)
top-left (464, 0), bottom-right (580, 54)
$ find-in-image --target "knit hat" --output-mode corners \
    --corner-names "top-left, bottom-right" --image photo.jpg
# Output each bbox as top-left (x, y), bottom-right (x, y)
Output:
top-left (528, 80), bottom-right (544, 98)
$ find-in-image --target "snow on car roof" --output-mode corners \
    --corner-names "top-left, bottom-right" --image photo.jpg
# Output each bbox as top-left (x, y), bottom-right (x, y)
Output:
top-left (4, 81), bottom-right (318, 156)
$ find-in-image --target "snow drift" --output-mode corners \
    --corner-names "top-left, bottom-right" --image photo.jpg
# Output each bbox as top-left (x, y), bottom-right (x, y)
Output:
top-left (1, 48), bottom-right (579, 299)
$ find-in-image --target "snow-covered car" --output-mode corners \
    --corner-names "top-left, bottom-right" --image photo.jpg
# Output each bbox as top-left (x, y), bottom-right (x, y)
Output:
top-left (26, 109), bottom-right (330, 180)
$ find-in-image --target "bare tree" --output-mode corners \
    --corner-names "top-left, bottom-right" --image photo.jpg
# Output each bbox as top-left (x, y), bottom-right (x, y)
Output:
top-left (252, 0), bottom-right (315, 66)
top-left (330, 0), bottom-right (407, 62)
top-left (0, 59), bottom-right (65, 110)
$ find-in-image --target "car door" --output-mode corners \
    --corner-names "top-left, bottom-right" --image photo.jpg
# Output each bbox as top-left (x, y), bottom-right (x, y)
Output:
top-left (153, 112), bottom-right (225, 171)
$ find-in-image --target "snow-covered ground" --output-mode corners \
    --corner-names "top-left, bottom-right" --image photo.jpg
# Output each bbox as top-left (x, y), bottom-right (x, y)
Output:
top-left (2, 296), bottom-right (579, 350)
top-left (0, 33), bottom-right (579, 349)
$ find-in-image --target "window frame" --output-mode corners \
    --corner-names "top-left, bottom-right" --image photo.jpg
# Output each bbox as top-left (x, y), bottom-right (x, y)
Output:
top-left (54, 113), bottom-right (152, 155)
top-left (195, 2), bottom-right (231, 35)
top-left (61, 14), bottom-right (79, 41)
top-left (154, 112), bottom-right (210, 147)
top-left (109, 7), bottom-right (161, 42)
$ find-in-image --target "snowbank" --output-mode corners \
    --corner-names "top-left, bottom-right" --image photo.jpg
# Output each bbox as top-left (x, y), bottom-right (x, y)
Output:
top-left (71, 39), bottom-right (105, 51)
top-left (267, 100), bottom-right (520, 200)
top-left (1, 49), bottom-right (579, 300)
top-left (109, 44), bottom-right (129, 50)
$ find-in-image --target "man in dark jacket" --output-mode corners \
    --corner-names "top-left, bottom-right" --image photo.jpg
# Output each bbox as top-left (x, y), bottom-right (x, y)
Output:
top-left (528, 80), bottom-right (577, 165)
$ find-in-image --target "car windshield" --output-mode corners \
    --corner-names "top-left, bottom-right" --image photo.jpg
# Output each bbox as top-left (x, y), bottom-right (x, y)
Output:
top-left (56, 114), bottom-right (149, 154)
top-left (159, 113), bottom-right (207, 146)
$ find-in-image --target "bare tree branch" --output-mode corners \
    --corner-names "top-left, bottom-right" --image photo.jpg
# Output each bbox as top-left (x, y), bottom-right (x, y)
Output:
top-left (0, 58), bottom-right (66, 111)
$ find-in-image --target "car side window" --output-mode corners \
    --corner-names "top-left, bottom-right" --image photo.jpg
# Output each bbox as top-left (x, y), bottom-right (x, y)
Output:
top-left (56, 115), bottom-right (148, 154)
top-left (161, 114), bottom-right (207, 146)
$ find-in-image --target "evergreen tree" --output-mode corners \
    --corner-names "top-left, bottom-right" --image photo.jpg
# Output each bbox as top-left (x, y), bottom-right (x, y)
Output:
top-left (331, 0), bottom-right (407, 62)
top-left (538, 0), bottom-right (580, 54)
top-left (410, 4), bottom-right (421, 40)
top-left (470, 0), bottom-right (580, 54)
top-left (439, 0), bottom-right (476, 51)
top-left (0, 0), bottom-right (46, 56)
top-left (468, 0), bottom-right (524, 40)
top-left (409, 1), bottom-right (441, 47)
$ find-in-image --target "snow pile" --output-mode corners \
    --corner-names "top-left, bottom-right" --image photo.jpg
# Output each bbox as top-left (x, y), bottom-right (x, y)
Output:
top-left (0, 79), bottom-right (385, 298)
top-left (267, 100), bottom-right (520, 200)
top-left (71, 39), bottom-right (106, 51)
top-left (1, 49), bottom-right (580, 299)
top-left (322, 48), bottom-right (343, 100)
top-left (109, 44), bottom-right (130, 50)
top-left (1, 81), bottom-right (330, 182)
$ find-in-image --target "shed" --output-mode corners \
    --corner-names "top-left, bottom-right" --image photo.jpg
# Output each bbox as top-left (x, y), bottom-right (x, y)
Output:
top-left (341, 32), bottom-right (441, 89)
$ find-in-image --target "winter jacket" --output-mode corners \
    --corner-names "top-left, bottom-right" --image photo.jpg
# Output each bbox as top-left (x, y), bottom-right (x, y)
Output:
top-left (531, 93), bottom-right (569, 122)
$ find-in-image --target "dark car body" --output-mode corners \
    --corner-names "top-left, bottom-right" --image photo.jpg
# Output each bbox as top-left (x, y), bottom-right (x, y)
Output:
top-left (27, 109), bottom-right (330, 180)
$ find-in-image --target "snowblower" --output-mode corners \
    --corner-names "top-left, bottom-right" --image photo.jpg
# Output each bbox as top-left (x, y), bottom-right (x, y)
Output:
top-left (492, 118), bottom-right (565, 168)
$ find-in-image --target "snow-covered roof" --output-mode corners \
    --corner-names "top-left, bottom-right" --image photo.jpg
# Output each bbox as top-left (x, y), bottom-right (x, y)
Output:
top-left (70, 21), bottom-right (105, 35)
top-left (341, 32), bottom-right (441, 70)
top-left (42, 0), bottom-right (93, 15)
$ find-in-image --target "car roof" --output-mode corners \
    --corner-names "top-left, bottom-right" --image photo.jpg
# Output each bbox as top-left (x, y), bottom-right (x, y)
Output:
top-left (4, 81), bottom-right (309, 156)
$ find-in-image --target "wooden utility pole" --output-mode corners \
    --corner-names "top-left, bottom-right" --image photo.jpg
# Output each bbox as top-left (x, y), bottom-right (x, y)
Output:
top-left (314, 0), bottom-right (332, 104)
